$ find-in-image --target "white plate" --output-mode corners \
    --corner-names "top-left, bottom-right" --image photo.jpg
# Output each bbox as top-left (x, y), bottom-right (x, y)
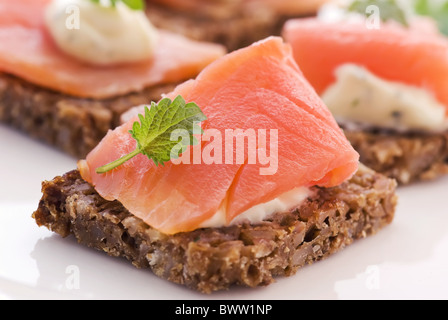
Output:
top-left (1, 124), bottom-right (448, 300)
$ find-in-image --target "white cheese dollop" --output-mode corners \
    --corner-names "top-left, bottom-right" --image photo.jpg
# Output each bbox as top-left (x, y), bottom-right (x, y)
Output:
top-left (200, 187), bottom-right (313, 228)
top-left (322, 64), bottom-right (448, 133)
top-left (45, 0), bottom-right (158, 65)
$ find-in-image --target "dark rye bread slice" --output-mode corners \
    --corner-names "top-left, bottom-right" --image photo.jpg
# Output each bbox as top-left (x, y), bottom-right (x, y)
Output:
top-left (32, 164), bottom-right (397, 293)
top-left (0, 73), bottom-right (176, 158)
top-left (146, 3), bottom-right (280, 51)
top-left (344, 129), bottom-right (448, 185)
top-left (145, 2), bottom-right (325, 51)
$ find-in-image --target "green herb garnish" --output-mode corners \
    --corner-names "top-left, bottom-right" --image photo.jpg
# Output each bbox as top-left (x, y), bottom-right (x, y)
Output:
top-left (414, 0), bottom-right (448, 35)
top-left (348, 0), bottom-right (409, 27)
top-left (90, 0), bottom-right (145, 11)
top-left (96, 96), bottom-right (207, 174)
top-left (351, 98), bottom-right (360, 108)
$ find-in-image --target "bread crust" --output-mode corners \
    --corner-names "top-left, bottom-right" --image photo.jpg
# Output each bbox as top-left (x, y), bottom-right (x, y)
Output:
top-left (0, 73), bottom-right (175, 158)
top-left (33, 164), bottom-right (397, 293)
top-left (145, 1), bottom-right (327, 50)
top-left (344, 129), bottom-right (448, 184)
top-left (146, 3), bottom-right (279, 51)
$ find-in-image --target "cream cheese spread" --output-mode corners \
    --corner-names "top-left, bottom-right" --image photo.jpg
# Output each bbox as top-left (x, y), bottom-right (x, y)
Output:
top-left (200, 187), bottom-right (313, 228)
top-left (45, 0), bottom-right (158, 65)
top-left (322, 64), bottom-right (448, 133)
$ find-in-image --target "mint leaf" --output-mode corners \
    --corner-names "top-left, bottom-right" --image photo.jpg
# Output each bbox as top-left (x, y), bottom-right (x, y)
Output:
top-left (414, 0), bottom-right (448, 35)
top-left (96, 96), bottom-right (207, 173)
top-left (348, 0), bottom-right (409, 27)
top-left (414, 0), bottom-right (431, 14)
top-left (440, 2), bottom-right (448, 35)
top-left (122, 0), bottom-right (145, 10)
top-left (90, 0), bottom-right (145, 10)
top-left (130, 96), bottom-right (206, 166)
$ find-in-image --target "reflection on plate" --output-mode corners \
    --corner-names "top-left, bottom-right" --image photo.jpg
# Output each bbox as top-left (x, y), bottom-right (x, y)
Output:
top-left (1, 124), bottom-right (447, 300)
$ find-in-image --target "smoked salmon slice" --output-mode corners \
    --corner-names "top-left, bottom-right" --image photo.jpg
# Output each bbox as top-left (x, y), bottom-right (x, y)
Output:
top-left (282, 18), bottom-right (448, 115)
top-left (0, 0), bottom-right (225, 99)
top-left (78, 37), bottom-right (359, 235)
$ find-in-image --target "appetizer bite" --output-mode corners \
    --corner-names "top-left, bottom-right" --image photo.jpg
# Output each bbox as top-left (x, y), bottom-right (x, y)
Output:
top-left (145, 0), bottom-right (330, 50)
top-left (33, 37), bottom-right (397, 293)
top-left (283, 1), bottom-right (448, 184)
top-left (0, 0), bottom-right (225, 157)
